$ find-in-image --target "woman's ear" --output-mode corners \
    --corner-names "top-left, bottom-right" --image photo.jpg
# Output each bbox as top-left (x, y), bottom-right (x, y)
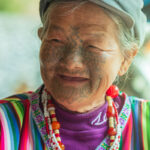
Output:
top-left (118, 48), bottom-right (138, 76)
top-left (38, 27), bottom-right (43, 40)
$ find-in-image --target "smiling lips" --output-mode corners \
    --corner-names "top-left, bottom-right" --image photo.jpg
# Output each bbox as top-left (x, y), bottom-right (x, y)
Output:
top-left (59, 74), bottom-right (89, 82)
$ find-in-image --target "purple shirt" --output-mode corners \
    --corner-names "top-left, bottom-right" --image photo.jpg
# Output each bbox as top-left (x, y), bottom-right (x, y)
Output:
top-left (54, 96), bottom-right (123, 150)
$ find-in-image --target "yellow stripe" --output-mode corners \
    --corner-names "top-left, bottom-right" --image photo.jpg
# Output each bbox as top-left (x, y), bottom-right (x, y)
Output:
top-left (3, 98), bottom-right (21, 101)
top-left (11, 102), bottom-right (24, 128)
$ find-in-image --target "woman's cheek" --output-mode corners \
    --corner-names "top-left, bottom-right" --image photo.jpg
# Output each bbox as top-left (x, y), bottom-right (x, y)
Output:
top-left (82, 51), bottom-right (106, 90)
top-left (84, 50), bottom-right (107, 72)
top-left (40, 43), bottom-right (63, 67)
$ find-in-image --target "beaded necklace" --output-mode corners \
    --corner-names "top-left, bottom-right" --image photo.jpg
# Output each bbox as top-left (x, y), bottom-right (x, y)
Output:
top-left (42, 85), bottom-right (121, 150)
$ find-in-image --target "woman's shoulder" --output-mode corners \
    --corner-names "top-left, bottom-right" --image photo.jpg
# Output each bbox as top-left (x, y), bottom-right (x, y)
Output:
top-left (128, 95), bottom-right (150, 119)
top-left (0, 92), bottom-right (34, 127)
top-left (129, 95), bottom-right (150, 105)
top-left (0, 91), bottom-right (33, 105)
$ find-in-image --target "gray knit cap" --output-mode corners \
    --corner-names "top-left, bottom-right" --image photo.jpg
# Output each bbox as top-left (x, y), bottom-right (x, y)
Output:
top-left (39, 0), bottom-right (147, 48)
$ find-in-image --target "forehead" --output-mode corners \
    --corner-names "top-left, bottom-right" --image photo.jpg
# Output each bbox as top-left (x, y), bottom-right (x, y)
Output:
top-left (46, 2), bottom-right (117, 37)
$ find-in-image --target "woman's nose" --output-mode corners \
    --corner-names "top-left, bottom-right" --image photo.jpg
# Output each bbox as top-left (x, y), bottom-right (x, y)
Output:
top-left (60, 50), bottom-right (84, 70)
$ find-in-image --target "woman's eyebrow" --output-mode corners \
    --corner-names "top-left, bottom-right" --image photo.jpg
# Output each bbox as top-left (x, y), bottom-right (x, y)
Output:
top-left (83, 32), bottom-right (107, 37)
top-left (77, 24), bottom-right (108, 31)
top-left (49, 24), bottom-right (65, 32)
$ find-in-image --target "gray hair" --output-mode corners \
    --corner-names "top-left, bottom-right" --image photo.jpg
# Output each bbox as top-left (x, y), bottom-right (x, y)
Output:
top-left (40, 0), bottom-right (139, 59)
top-left (104, 9), bottom-right (139, 59)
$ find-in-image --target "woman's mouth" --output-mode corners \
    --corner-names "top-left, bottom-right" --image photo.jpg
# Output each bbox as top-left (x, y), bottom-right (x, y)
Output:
top-left (58, 74), bottom-right (89, 86)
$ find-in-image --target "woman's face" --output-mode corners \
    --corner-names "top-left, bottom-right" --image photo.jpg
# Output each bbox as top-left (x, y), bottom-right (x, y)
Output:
top-left (39, 2), bottom-right (126, 112)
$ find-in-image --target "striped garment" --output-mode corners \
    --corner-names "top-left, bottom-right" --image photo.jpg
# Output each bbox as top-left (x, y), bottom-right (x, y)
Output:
top-left (0, 86), bottom-right (149, 150)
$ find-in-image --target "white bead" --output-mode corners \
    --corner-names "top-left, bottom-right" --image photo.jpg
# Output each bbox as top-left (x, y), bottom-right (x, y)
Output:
top-left (50, 110), bottom-right (55, 115)
top-left (48, 107), bottom-right (55, 112)
top-left (55, 130), bottom-right (60, 134)
top-left (106, 96), bottom-right (113, 106)
top-left (110, 136), bottom-right (115, 140)
top-left (56, 137), bottom-right (61, 141)
top-left (109, 117), bottom-right (114, 122)
top-left (109, 117), bottom-right (114, 127)
top-left (52, 118), bottom-right (57, 122)
top-left (44, 112), bottom-right (49, 117)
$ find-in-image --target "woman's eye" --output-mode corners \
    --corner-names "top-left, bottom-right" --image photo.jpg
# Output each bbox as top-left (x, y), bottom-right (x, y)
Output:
top-left (51, 39), bottom-right (61, 43)
top-left (87, 45), bottom-right (105, 52)
top-left (88, 45), bottom-right (98, 49)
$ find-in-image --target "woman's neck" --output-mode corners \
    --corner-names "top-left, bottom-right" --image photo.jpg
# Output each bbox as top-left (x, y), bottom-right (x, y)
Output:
top-left (51, 96), bottom-right (106, 113)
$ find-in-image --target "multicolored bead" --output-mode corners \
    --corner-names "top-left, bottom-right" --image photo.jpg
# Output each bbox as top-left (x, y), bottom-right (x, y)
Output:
top-left (43, 85), bottom-right (120, 150)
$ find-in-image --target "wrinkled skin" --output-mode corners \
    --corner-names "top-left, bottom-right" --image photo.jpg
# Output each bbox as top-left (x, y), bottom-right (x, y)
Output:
top-left (38, 2), bottom-right (134, 113)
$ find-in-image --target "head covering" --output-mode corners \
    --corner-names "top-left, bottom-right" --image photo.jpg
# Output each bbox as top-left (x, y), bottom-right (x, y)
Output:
top-left (39, 0), bottom-right (147, 48)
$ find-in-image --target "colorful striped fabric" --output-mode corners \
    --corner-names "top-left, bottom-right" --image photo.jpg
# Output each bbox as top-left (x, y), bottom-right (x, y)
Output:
top-left (0, 93), bottom-right (47, 150)
top-left (0, 86), bottom-right (149, 150)
top-left (118, 97), bottom-right (150, 150)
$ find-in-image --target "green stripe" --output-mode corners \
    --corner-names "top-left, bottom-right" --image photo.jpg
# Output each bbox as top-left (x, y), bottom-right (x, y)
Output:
top-left (119, 135), bottom-right (123, 150)
top-left (3, 98), bottom-right (20, 101)
top-left (142, 101), bottom-right (148, 150)
top-left (2, 97), bottom-right (25, 127)
top-left (32, 119), bottom-right (43, 150)
top-left (146, 102), bottom-right (150, 148)
top-left (34, 121), bottom-right (40, 150)
top-left (12, 102), bottom-right (25, 127)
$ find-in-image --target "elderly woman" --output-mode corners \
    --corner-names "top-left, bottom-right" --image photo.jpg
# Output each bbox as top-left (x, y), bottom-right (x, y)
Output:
top-left (0, 0), bottom-right (149, 150)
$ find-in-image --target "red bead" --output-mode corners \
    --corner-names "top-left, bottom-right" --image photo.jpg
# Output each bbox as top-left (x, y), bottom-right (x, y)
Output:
top-left (106, 85), bottom-right (119, 98)
top-left (47, 103), bottom-right (54, 108)
top-left (52, 121), bottom-right (60, 130)
top-left (55, 133), bottom-right (60, 137)
top-left (108, 127), bottom-right (117, 136)
top-left (107, 106), bottom-right (115, 117)
top-left (110, 139), bottom-right (115, 142)
top-left (112, 102), bottom-right (119, 124)
top-left (51, 114), bottom-right (56, 118)
top-left (48, 100), bottom-right (52, 104)
top-left (122, 92), bottom-right (126, 99)
top-left (45, 117), bottom-right (49, 134)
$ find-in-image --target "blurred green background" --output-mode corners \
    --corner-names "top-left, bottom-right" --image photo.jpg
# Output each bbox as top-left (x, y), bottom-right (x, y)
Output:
top-left (0, 0), bottom-right (38, 15)
top-left (0, 0), bottom-right (150, 99)
top-left (0, 0), bottom-right (42, 98)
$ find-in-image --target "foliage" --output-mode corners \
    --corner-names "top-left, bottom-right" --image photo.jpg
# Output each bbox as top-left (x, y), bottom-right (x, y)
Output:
top-left (0, 0), bottom-right (29, 13)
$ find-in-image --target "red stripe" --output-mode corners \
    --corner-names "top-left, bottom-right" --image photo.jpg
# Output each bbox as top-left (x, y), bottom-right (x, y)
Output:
top-left (18, 100), bottom-right (30, 150)
top-left (122, 113), bottom-right (132, 150)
